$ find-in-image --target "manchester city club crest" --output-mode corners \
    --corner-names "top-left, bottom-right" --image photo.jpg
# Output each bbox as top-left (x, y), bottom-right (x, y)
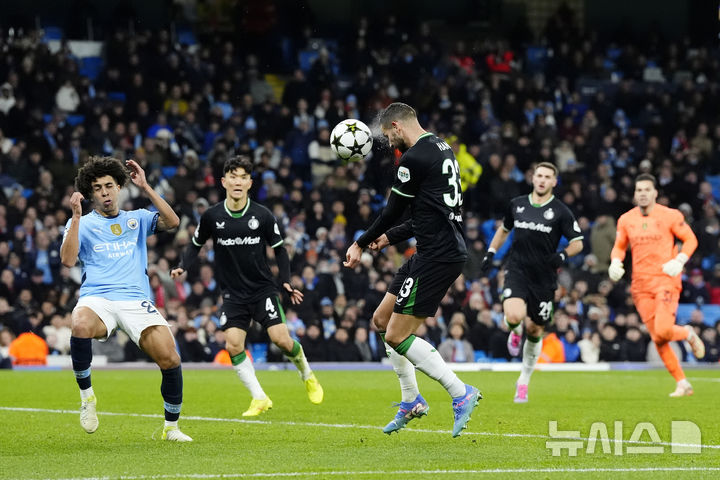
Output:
top-left (127, 218), bottom-right (139, 230)
top-left (248, 216), bottom-right (259, 230)
top-left (543, 208), bottom-right (555, 220)
top-left (110, 224), bottom-right (122, 235)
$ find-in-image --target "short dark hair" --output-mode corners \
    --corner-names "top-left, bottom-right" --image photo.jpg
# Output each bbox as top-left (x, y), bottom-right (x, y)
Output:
top-left (74, 156), bottom-right (129, 199)
top-left (534, 161), bottom-right (558, 177)
top-left (635, 173), bottom-right (657, 188)
top-left (223, 156), bottom-right (253, 176)
top-left (379, 102), bottom-right (417, 129)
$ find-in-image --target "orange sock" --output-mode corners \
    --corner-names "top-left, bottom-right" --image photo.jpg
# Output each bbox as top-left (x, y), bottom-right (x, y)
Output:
top-left (656, 342), bottom-right (684, 381)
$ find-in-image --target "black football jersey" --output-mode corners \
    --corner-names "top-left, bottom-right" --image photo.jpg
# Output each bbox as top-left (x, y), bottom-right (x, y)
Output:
top-left (193, 199), bottom-right (284, 302)
top-left (391, 133), bottom-right (467, 262)
top-left (502, 194), bottom-right (583, 281)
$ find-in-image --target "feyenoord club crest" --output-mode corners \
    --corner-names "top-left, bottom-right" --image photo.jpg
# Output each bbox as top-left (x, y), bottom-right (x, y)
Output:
top-left (110, 224), bottom-right (122, 235)
top-left (543, 208), bottom-right (554, 220)
top-left (248, 216), bottom-right (259, 230)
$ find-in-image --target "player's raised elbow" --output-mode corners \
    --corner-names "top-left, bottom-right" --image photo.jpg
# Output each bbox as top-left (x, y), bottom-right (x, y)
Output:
top-left (164, 213), bottom-right (181, 230)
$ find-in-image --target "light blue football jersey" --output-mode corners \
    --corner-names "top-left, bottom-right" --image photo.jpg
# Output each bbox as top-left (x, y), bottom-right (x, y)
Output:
top-left (63, 209), bottom-right (159, 300)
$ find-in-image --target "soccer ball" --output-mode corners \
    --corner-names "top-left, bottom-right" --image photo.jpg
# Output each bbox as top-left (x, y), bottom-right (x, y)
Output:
top-left (330, 119), bottom-right (373, 162)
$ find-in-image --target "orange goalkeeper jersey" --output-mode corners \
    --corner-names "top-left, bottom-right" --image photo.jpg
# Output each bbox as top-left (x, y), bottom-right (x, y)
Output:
top-left (610, 204), bottom-right (697, 292)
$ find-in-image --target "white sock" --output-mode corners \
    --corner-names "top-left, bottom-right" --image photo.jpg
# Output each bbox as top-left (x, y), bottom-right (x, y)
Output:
top-left (164, 420), bottom-right (178, 428)
top-left (385, 341), bottom-right (419, 402)
top-left (286, 344), bottom-right (313, 381)
top-left (233, 355), bottom-right (267, 399)
top-left (678, 378), bottom-right (691, 388)
top-left (505, 316), bottom-right (523, 335)
top-left (80, 387), bottom-right (95, 401)
top-left (518, 337), bottom-right (543, 385)
top-left (403, 336), bottom-right (466, 398)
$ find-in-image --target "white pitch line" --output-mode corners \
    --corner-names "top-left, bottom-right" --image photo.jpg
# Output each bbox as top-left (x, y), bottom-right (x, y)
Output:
top-left (1, 406), bottom-right (719, 451)
top-left (686, 377), bottom-right (720, 383)
top-left (18, 467), bottom-right (720, 480)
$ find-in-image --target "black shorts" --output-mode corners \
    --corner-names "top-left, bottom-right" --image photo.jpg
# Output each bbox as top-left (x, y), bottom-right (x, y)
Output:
top-left (502, 268), bottom-right (555, 326)
top-left (388, 255), bottom-right (465, 318)
top-left (219, 294), bottom-right (286, 331)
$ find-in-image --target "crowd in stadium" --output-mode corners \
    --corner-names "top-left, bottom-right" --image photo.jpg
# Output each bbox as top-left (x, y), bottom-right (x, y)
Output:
top-left (2, 3), bottom-right (720, 367)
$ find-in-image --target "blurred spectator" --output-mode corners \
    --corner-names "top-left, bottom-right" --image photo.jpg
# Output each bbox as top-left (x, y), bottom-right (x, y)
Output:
top-left (438, 315), bottom-right (474, 363)
top-left (8, 331), bottom-right (48, 365)
top-left (538, 332), bottom-right (565, 363)
top-left (300, 323), bottom-right (327, 362)
top-left (177, 326), bottom-right (212, 362)
top-left (701, 327), bottom-right (719, 362)
top-left (327, 327), bottom-right (361, 362)
top-left (353, 324), bottom-right (373, 362)
top-left (681, 269), bottom-right (710, 305)
top-left (0, 327), bottom-right (14, 368)
top-left (622, 327), bottom-right (648, 362)
top-left (578, 330), bottom-right (600, 364)
top-left (1, 10), bottom-right (720, 364)
top-left (560, 329), bottom-right (580, 362)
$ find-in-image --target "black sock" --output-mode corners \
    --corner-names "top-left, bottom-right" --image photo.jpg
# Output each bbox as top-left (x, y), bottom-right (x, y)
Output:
top-left (70, 337), bottom-right (93, 390)
top-left (161, 365), bottom-right (183, 422)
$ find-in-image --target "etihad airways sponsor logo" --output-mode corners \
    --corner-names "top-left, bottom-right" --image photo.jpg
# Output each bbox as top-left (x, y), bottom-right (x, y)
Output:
top-left (217, 236), bottom-right (261, 246)
top-left (93, 240), bottom-right (137, 252)
top-left (514, 220), bottom-right (552, 233)
top-left (93, 240), bottom-right (137, 259)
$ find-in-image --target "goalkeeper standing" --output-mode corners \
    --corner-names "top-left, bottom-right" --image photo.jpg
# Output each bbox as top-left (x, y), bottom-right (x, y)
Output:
top-left (609, 173), bottom-right (704, 396)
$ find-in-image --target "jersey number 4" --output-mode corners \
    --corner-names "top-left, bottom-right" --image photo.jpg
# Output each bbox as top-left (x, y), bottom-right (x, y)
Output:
top-left (442, 158), bottom-right (463, 208)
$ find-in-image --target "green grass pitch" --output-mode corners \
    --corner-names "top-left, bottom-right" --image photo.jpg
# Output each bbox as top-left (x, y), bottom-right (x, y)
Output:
top-left (1, 367), bottom-right (720, 479)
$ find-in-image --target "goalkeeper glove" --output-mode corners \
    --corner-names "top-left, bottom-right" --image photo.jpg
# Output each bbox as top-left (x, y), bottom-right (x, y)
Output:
top-left (547, 250), bottom-right (568, 269)
top-left (662, 253), bottom-right (688, 277)
top-left (480, 249), bottom-right (495, 274)
top-left (608, 259), bottom-right (625, 281)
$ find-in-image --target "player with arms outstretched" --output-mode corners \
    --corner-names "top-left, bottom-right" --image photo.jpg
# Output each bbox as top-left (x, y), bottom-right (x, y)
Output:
top-left (481, 162), bottom-right (583, 403)
top-left (345, 102), bottom-right (480, 437)
top-left (60, 156), bottom-right (191, 441)
top-left (172, 156), bottom-right (322, 416)
top-left (609, 173), bottom-right (704, 396)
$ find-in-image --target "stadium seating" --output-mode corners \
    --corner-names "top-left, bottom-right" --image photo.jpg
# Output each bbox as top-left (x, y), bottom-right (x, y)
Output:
top-left (675, 303), bottom-right (720, 326)
top-left (79, 56), bottom-right (104, 81)
top-left (42, 26), bottom-right (64, 41)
